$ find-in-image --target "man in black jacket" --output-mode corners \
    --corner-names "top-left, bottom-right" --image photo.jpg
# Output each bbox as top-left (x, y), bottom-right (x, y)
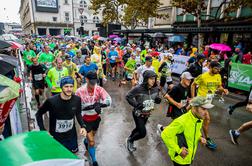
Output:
top-left (36, 76), bottom-right (87, 153)
top-left (125, 70), bottom-right (161, 152)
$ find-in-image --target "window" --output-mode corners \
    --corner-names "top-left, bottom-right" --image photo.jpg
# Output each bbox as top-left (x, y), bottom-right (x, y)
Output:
top-left (93, 16), bottom-right (99, 23)
top-left (80, 0), bottom-right (87, 8)
top-left (64, 0), bottom-right (69, 4)
top-left (53, 17), bottom-right (57, 22)
top-left (80, 16), bottom-right (88, 23)
top-left (65, 12), bottom-right (70, 22)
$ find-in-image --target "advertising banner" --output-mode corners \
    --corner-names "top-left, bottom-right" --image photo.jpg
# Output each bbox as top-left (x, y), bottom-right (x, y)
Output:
top-left (171, 55), bottom-right (190, 74)
top-left (35, 0), bottom-right (59, 13)
top-left (228, 63), bottom-right (252, 91)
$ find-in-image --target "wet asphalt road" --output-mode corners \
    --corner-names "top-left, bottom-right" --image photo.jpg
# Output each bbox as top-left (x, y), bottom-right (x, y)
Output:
top-left (72, 79), bottom-right (252, 166)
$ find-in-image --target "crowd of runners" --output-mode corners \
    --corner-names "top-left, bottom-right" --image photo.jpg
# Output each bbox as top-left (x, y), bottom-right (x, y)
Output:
top-left (17, 36), bottom-right (252, 166)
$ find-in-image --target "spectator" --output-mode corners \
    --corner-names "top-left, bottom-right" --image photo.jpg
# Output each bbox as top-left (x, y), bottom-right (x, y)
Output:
top-left (242, 51), bottom-right (252, 64)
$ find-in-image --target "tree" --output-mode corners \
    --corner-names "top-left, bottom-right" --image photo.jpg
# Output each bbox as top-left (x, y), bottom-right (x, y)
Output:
top-left (171, 0), bottom-right (252, 48)
top-left (90, 0), bottom-right (168, 30)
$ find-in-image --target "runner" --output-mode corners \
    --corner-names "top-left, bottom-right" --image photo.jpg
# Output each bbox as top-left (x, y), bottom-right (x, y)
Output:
top-left (28, 57), bottom-right (47, 108)
top-left (22, 43), bottom-right (37, 67)
top-left (63, 55), bottom-right (79, 92)
top-left (35, 76), bottom-right (87, 153)
top-left (134, 56), bottom-right (155, 85)
top-left (125, 70), bottom-right (161, 152)
top-left (76, 71), bottom-right (112, 166)
top-left (119, 53), bottom-right (136, 87)
top-left (46, 58), bottom-right (69, 96)
top-left (38, 45), bottom-right (55, 69)
top-left (157, 72), bottom-right (193, 135)
top-left (108, 45), bottom-right (119, 81)
top-left (161, 96), bottom-right (213, 166)
top-left (78, 55), bottom-right (98, 84)
top-left (135, 47), bottom-right (144, 68)
top-left (191, 61), bottom-right (229, 149)
top-left (229, 87), bottom-right (252, 144)
top-left (159, 53), bottom-right (174, 93)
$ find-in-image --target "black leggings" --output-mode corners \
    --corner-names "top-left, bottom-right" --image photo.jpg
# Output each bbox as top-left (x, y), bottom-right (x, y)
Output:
top-left (129, 111), bottom-right (148, 142)
top-left (231, 94), bottom-right (249, 111)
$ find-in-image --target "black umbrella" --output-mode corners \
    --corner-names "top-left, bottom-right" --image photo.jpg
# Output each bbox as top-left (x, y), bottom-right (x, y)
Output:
top-left (0, 40), bottom-right (12, 49)
top-left (0, 54), bottom-right (19, 75)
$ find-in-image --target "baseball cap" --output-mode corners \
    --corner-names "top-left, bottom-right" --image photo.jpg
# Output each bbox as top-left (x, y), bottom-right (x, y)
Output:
top-left (145, 56), bottom-right (153, 62)
top-left (210, 61), bottom-right (222, 69)
top-left (65, 55), bottom-right (71, 60)
top-left (190, 96), bottom-right (214, 109)
top-left (136, 47), bottom-right (141, 51)
top-left (181, 72), bottom-right (194, 80)
top-left (86, 71), bottom-right (98, 85)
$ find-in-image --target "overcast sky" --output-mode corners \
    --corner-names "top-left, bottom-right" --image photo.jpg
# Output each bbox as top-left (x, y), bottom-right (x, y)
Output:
top-left (0, 0), bottom-right (20, 23)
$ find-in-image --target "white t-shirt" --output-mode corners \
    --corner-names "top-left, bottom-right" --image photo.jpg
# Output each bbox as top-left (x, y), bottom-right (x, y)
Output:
top-left (136, 65), bottom-right (155, 84)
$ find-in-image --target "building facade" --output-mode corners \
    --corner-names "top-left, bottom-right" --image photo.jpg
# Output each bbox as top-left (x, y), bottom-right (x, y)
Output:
top-left (19, 0), bottom-right (102, 36)
top-left (72, 0), bottom-right (102, 36)
top-left (153, 0), bottom-right (176, 29)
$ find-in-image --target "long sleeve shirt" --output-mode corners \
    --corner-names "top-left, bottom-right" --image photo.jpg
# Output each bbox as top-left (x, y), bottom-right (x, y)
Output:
top-left (36, 94), bottom-right (85, 140)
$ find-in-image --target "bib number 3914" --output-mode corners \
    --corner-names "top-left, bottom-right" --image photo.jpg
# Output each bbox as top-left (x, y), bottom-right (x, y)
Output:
top-left (55, 119), bottom-right (74, 133)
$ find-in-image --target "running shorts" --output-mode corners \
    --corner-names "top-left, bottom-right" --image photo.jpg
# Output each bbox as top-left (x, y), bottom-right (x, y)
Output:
top-left (84, 117), bottom-right (101, 133)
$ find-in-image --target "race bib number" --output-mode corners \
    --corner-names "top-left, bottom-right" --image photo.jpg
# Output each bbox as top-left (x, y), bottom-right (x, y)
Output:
top-left (206, 94), bottom-right (214, 103)
top-left (34, 74), bottom-right (43, 81)
top-left (142, 99), bottom-right (155, 111)
top-left (45, 62), bottom-right (52, 69)
top-left (55, 119), bottom-right (74, 133)
top-left (127, 73), bottom-right (133, 79)
top-left (111, 56), bottom-right (116, 60)
top-left (56, 80), bottom-right (61, 87)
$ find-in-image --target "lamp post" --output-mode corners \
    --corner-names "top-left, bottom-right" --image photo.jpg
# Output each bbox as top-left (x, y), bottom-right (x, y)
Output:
top-left (78, 5), bottom-right (84, 37)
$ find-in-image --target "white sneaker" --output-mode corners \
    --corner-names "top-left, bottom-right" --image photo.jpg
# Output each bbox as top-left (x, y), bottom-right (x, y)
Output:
top-left (156, 124), bottom-right (163, 136)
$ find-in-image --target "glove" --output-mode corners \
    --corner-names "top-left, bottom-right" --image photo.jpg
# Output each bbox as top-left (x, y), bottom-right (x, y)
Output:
top-left (154, 97), bottom-right (162, 104)
top-left (94, 102), bottom-right (102, 114)
top-left (136, 103), bottom-right (144, 110)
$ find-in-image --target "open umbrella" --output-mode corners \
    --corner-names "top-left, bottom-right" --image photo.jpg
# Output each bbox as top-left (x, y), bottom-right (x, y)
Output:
top-left (168, 35), bottom-right (185, 42)
top-left (209, 43), bottom-right (231, 52)
top-left (109, 34), bottom-right (118, 39)
top-left (0, 40), bottom-right (12, 49)
top-left (0, 54), bottom-right (18, 75)
top-left (10, 41), bottom-right (23, 49)
top-left (153, 32), bottom-right (166, 38)
top-left (113, 37), bottom-right (122, 43)
top-left (98, 37), bottom-right (107, 41)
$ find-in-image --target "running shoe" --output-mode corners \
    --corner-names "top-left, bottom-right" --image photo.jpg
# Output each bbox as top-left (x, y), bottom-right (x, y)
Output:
top-left (93, 161), bottom-right (99, 166)
top-left (229, 130), bottom-right (239, 144)
top-left (126, 138), bottom-right (136, 152)
top-left (156, 124), bottom-right (164, 136)
top-left (227, 106), bottom-right (234, 115)
top-left (206, 138), bottom-right (217, 149)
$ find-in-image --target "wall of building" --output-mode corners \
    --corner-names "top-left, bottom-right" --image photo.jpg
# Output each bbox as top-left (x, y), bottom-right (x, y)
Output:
top-left (72, 0), bottom-right (102, 36)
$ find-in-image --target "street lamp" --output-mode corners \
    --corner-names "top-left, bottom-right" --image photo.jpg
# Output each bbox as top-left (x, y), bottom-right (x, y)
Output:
top-left (78, 3), bottom-right (84, 36)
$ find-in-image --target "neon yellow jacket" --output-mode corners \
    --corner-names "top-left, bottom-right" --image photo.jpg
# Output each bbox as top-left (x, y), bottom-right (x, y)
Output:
top-left (161, 110), bottom-right (202, 165)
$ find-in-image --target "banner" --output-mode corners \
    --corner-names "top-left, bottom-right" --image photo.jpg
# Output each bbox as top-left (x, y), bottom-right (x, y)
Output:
top-left (0, 98), bottom-right (17, 127)
top-left (171, 55), bottom-right (190, 74)
top-left (228, 63), bottom-right (252, 91)
top-left (0, 131), bottom-right (84, 166)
